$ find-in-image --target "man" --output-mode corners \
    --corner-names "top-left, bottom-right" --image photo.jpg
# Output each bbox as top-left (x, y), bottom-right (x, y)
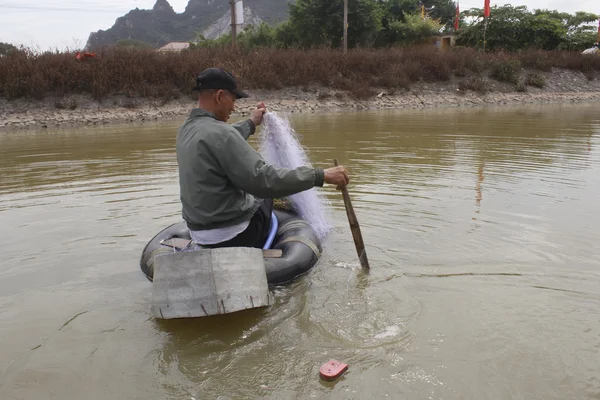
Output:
top-left (176, 67), bottom-right (349, 249)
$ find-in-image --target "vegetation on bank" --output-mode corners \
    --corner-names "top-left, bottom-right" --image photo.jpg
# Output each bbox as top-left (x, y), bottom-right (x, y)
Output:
top-left (1, 0), bottom-right (598, 105)
top-left (458, 6), bottom-right (599, 52)
top-left (190, 3), bottom-right (598, 52)
top-left (1, 46), bottom-right (600, 104)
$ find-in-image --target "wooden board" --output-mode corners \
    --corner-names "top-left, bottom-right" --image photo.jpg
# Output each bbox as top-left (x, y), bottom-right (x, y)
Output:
top-left (160, 238), bottom-right (283, 258)
top-left (160, 238), bottom-right (193, 250)
top-left (262, 249), bottom-right (283, 258)
top-left (151, 247), bottom-right (272, 319)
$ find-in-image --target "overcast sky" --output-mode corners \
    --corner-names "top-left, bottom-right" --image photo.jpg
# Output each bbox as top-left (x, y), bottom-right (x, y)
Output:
top-left (0, 0), bottom-right (597, 50)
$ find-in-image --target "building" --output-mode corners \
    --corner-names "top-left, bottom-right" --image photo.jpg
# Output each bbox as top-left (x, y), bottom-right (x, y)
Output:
top-left (414, 34), bottom-right (456, 51)
top-left (432, 34), bottom-right (456, 51)
top-left (157, 42), bottom-right (190, 52)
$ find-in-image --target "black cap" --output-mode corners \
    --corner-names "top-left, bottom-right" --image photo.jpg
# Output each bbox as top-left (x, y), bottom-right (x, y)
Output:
top-left (193, 67), bottom-right (249, 99)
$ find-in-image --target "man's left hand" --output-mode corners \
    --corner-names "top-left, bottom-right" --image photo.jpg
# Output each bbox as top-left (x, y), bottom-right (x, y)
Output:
top-left (250, 102), bottom-right (267, 127)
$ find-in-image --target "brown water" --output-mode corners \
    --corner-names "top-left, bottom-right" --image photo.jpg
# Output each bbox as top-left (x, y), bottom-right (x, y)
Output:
top-left (1, 103), bottom-right (600, 400)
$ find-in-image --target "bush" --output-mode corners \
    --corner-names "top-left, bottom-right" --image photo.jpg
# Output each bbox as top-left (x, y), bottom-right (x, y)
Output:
top-left (519, 49), bottom-right (553, 72)
top-left (490, 58), bottom-right (521, 84)
top-left (458, 76), bottom-right (487, 93)
top-left (516, 81), bottom-right (528, 92)
top-left (525, 73), bottom-right (546, 88)
top-left (2, 46), bottom-right (600, 101)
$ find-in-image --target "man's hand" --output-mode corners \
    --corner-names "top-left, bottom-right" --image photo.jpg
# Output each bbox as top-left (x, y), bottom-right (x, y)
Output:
top-left (324, 165), bottom-right (349, 190)
top-left (250, 101), bottom-right (266, 127)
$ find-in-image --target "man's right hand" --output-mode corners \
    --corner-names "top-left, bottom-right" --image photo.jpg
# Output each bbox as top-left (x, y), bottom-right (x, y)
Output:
top-left (324, 166), bottom-right (349, 190)
top-left (250, 102), bottom-right (266, 127)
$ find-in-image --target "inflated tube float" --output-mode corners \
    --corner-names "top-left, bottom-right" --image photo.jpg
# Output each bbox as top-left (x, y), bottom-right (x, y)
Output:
top-left (140, 209), bottom-right (322, 285)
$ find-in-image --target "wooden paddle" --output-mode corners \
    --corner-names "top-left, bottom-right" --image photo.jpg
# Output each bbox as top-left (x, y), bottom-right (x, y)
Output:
top-left (334, 159), bottom-right (370, 271)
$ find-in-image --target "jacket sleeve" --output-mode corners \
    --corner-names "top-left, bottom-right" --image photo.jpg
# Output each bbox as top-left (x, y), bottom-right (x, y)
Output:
top-left (216, 128), bottom-right (325, 199)
top-left (231, 119), bottom-right (255, 141)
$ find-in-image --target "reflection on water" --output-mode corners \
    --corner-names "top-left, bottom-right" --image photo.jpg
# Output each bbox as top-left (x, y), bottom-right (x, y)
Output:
top-left (1, 103), bottom-right (600, 399)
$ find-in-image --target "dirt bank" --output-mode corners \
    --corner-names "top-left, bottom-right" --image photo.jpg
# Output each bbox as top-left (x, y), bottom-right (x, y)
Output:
top-left (2, 68), bottom-right (600, 131)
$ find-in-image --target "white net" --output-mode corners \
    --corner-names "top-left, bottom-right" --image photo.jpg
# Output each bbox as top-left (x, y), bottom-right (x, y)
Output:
top-left (259, 112), bottom-right (332, 240)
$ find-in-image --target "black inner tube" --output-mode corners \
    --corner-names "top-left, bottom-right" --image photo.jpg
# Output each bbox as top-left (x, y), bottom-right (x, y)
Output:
top-left (139, 210), bottom-right (322, 285)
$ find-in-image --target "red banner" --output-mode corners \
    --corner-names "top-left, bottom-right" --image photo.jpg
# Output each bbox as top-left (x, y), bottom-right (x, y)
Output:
top-left (484, 0), bottom-right (490, 18)
top-left (454, 2), bottom-right (460, 30)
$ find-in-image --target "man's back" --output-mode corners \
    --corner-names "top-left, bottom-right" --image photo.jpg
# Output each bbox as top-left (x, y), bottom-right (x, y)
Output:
top-left (176, 108), bottom-right (260, 232)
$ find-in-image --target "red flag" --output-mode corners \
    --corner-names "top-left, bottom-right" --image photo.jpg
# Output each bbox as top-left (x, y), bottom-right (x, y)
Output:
top-left (484, 0), bottom-right (490, 18)
top-left (454, 2), bottom-right (460, 30)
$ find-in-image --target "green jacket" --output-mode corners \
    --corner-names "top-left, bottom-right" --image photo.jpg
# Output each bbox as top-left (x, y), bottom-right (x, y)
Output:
top-left (176, 108), bottom-right (325, 231)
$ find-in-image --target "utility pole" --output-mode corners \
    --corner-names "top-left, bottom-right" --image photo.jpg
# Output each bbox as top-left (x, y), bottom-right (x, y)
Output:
top-left (343, 0), bottom-right (348, 54)
top-left (230, 0), bottom-right (237, 51)
top-left (483, 17), bottom-right (488, 52)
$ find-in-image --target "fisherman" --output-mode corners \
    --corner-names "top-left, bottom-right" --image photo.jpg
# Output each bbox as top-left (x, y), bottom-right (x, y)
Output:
top-left (176, 67), bottom-right (350, 249)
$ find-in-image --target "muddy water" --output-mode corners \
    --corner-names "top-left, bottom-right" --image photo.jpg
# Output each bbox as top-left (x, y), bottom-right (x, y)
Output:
top-left (1, 103), bottom-right (599, 400)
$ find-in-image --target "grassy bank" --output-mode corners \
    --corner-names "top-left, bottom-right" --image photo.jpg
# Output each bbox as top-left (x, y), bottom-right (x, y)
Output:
top-left (2, 46), bottom-right (600, 103)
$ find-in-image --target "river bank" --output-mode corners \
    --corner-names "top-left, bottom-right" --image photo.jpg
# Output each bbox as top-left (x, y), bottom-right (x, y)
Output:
top-left (2, 68), bottom-right (600, 131)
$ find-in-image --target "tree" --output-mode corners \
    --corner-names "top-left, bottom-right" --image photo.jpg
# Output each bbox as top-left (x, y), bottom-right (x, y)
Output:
top-left (559, 11), bottom-right (599, 50)
top-left (238, 23), bottom-right (279, 48)
top-left (0, 42), bottom-right (18, 57)
top-left (190, 33), bottom-right (231, 49)
top-left (375, 13), bottom-right (443, 47)
top-left (457, 5), bottom-right (598, 51)
top-left (377, 0), bottom-right (455, 28)
top-left (456, 5), bottom-right (596, 51)
top-left (425, 0), bottom-right (459, 28)
top-left (288, 0), bottom-right (382, 48)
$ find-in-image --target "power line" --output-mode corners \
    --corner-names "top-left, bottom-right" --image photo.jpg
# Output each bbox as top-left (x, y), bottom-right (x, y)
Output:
top-left (0, 5), bottom-right (133, 13)
top-left (3, 0), bottom-right (150, 5)
top-left (0, 1), bottom-right (151, 13)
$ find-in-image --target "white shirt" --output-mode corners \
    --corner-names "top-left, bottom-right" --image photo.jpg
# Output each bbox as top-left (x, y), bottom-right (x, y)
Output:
top-left (189, 220), bottom-right (250, 245)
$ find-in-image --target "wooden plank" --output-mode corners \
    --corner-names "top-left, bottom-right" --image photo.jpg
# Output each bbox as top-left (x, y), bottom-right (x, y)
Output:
top-left (161, 239), bottom-right (283, 258)
top-left (160, 238), bottom-right (192, 251)
top-left (210, 247), bottom-right (271, 315)
top-left (262, 249), bottom-right (283, 258)
top-left (150, 247), bottom-right (271, 319)
top-left (151, 250), bottom-right (218, 319)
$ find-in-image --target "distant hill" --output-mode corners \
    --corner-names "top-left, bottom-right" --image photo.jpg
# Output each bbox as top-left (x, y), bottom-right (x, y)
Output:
top-left (86, 0), bottom-right (291, 50)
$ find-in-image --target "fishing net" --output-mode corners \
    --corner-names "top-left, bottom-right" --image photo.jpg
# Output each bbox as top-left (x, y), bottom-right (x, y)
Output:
top-left (259, 112), bottom-right (332, 240)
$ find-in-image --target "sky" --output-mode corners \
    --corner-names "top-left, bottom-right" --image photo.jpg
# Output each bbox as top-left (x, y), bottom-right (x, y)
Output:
top-left (0, 0), bottom-right (597, 51)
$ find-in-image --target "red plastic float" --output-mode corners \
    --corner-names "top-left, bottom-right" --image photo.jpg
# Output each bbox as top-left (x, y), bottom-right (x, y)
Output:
top-left (319, 359), bottom-right (349, 381)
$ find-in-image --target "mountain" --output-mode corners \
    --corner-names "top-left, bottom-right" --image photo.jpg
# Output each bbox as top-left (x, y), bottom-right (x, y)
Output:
top-left (86, 0), bottom-right (291, 50)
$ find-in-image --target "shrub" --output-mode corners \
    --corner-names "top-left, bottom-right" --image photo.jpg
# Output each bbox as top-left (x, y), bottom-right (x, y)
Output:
top-left (458, 76), bottom-right (487, 93)
top-left (490, 58), bottom-right (521, 84)
top-left (1, 46), bottom-right (599, 101)
top-left (525, 73), bottom-right (546, 88)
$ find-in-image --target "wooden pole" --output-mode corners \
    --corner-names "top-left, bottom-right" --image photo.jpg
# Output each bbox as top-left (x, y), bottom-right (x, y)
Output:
top-left (334, 159), bottom-right (370, 271)
top-left (343, 0), bottom-right (348, 54)
top-left (483, 17), bottom-right (487, 52)
top-left (231, 0), bottom-right (237, 51)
